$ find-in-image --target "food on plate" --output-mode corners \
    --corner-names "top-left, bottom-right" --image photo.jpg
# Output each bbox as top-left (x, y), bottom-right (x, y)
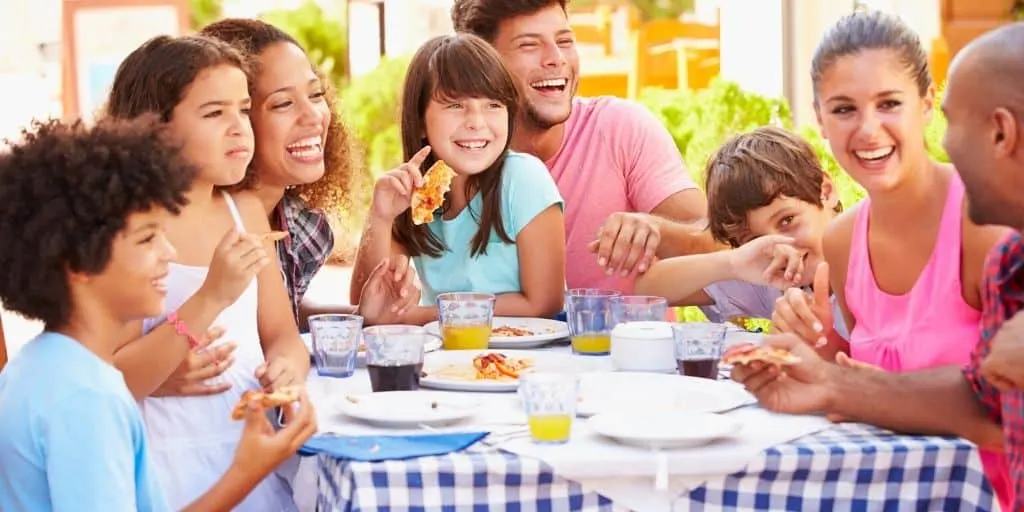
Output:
top-left (231, 386), bottom-right (301, 420)
top-left (727, 316), bottom-right (773, 333)
top-left (492, 325), bottom-right (534, 337)
top-left (721, 342), bottom-right (800, 366)
top-left (257, 230), bottom-right (289, 243)
top-left (425, 352), bottom-right (533, 381)
top-left (411, 160), bottom-right (457, 225)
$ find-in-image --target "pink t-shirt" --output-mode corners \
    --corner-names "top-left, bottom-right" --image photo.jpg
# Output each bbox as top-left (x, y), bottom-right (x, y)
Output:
top-left (545, 96), bottom-right (697, 292)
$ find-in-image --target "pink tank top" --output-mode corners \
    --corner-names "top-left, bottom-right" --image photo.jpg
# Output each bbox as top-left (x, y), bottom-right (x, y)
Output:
top-left (844, 175), bottom-right (981, 372)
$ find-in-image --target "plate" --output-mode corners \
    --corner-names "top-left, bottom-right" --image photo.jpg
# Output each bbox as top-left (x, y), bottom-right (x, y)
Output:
top-left (301, 333), bottom-right (442, 368)
top-left (336, 391), bottom-right (481, 428)
top-left (424, 317), bottom-right (569, 349)
top-left (575, 372), bottom-right (754, 417)
top-left (588, 411), bottom-right (742, 449)
top-left (419, 349), bottom-right (599, 393)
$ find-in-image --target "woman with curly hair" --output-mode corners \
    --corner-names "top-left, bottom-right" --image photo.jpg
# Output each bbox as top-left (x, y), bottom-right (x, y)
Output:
top-left (200, 18), bottom-right (399, 325)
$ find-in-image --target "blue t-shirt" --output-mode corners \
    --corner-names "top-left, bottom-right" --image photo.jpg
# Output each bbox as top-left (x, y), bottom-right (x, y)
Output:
top-left (0, 332), bottom-right (168, 511)
top-left (414, 151), bottom-right (564, 304)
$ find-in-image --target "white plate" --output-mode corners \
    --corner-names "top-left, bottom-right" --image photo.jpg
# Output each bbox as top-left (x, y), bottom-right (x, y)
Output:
top-left (301, 333), bottom-right (442, 368)
top-left (424, 317), bottom-right (569, 349)
top-left (419, 349), bottom-right (600, 392)
top-left (588, 411), bottom-right (742, 449)
top-left (336, 391), bottom-right (480, 428)
top-left (576, 372), bottom-right (754, 417)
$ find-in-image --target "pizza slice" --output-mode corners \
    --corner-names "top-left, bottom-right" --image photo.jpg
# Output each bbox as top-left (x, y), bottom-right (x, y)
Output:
top-left (231, 386), bottom-right (301, 420)
top-left (721, 342), bottom-right (801, 366)
top-left (411, 160), bottom-right (457, 225)
top-left (257, 231), bottom-right (289, 243)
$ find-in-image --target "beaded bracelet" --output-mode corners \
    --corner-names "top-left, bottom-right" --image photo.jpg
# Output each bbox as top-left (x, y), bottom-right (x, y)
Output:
top-left (166, 311), bottom-right (200, 349)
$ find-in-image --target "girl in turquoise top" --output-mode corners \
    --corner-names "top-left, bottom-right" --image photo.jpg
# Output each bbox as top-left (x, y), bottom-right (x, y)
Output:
top-left (351, 33), bottom-right (566, 324)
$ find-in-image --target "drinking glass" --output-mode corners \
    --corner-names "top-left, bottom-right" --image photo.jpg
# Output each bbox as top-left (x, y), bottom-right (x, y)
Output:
top-left (437, 292), bottom-right (495, 350)
top-left (565, 289), bottom-right (621, 355)
top-left (309, 314), bottom-right (363, 378)
top-left (363, 325), bottom-right (427, 392)
top-left (610, 295), bottom-right (669, 325)
top-left (672, 322), bottom-right (728, 379)
top-left (519, 372), bottom-right (579, 444)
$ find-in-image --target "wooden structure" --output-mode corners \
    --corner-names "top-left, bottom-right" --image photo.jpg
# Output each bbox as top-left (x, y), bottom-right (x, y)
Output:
top-left (941, 0), bottom-right (1014, 58)
top-left (61, 0), bottom-right (189, 120)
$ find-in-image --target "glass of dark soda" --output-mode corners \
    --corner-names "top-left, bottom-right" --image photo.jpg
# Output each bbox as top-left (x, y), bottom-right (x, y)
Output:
top-left (363, 325), bottom-right (428, 392)
top-left (671, 322), bottom-right (727, 380)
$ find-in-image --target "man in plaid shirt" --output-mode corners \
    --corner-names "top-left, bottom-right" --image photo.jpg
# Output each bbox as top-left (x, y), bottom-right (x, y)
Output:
top-left (732, 23), bottom-right (1024, 509)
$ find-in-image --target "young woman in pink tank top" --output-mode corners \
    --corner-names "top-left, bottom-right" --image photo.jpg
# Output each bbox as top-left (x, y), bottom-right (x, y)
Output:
top-left (772, 12), bottom-right (1011, 508)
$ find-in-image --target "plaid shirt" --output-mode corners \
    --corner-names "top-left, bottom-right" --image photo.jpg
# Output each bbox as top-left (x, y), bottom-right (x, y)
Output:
top-left (963, 231), bottom-right (1024, 507)
top-left (274, 194), bottom-right (334, 322)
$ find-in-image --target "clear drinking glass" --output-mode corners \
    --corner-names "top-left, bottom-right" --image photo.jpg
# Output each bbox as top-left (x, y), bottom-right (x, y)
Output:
top-left (437, 292), bottom-right (495, 350)
top-left (363, 325), bottom-right (427, 392)
top-left (610, 295), bottom-right (669, 325)
top-left (309, 314), bottom-right (363, 378)
top-left (672, 322), bottom-right (728, 379)
top-left (519, 372), bottom-right (579, 444)
top-left (565, 289), bottom-right (621, 355)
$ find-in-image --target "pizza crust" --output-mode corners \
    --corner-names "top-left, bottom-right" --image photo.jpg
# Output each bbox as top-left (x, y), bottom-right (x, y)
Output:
top-left (231, 386), bottom-right (301, 420)
top-left (721, 342), bottom-right (801, 366)
top-left (411, 160), bottom-right (457, 225)
top-left (257, 231), bottom-right (288, 243)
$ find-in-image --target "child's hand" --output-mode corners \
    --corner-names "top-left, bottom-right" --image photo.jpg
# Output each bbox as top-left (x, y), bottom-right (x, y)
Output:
top-left (371, 146), bottom-right (430, 221)
top-left (357, 255), bottom-right (421, 325)
top-left (772, 262), bottom-right (834, 348)
top-left (727, 235), bottom-right (802, 288)
top-left (199, 229), bottom-right (269, 309)
top-left (230, 390), bottom-right (317, 480)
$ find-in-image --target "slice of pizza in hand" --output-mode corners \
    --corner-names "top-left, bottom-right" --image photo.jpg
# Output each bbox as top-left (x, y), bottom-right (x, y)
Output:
top-left (721, 342), bottom-right (801, 366)
top-left (411, 160), bottom-right (457, 225)
top-left (231, 386), bottom-right (302, 420)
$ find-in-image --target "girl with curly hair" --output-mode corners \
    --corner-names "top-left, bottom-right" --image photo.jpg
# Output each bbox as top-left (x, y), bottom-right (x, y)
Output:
top-left (200, 18), bottom-right (393, 326)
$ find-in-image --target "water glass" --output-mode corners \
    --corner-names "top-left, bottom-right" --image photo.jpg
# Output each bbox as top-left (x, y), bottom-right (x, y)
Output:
top-left (519, 372), bottom-right (579, 444)
top-left (437, 292), bottom-right (495, 350)
top-left (565, 289), bottom-right (621, 355)
top-left (672, 322), bottom-right (728, 379)
top-left (309, 314), bottom-right (363, 378)
top-left (363, 325), bottom-right (427, 392)
top-left (610, 295), bottom-right (669, 325)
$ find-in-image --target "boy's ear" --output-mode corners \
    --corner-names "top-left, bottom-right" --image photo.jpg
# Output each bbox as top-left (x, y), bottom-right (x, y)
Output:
top-left (821, 175), bottom-right (839, 210)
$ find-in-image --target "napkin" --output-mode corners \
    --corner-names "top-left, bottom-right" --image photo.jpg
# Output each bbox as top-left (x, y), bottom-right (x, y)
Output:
top-left (298, 432), bottom-right (489, 462)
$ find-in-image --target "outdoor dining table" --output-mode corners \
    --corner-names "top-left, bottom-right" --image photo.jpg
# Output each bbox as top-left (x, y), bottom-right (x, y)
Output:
top-left (297, 344), bottom-right (995, 511)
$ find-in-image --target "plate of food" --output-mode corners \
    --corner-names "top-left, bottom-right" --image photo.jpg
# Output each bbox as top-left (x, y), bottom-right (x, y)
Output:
top-left (300, 333), bottom-right (441, 368)
top-left (337, 391), bottom-right (480, 428)
top-left (424, 317), bottom-right (569, 349)
top-left (419, 350), bottom-right (588, 392)
top-left (574, 372), bottom-right (754, 417)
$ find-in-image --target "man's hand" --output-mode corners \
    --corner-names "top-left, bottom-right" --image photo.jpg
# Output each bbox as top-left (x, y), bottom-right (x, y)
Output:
top-left (153, 326), bottom-right (237, 397)
top-left (981, 311), bottom-right (1024, 391)
top-left (586, 212), bottom-right (661, 277)
top-left (730, 333), bottom-right (837, 414)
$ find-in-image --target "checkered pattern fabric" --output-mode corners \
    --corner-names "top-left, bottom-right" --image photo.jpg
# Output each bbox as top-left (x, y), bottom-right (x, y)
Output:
top-left (316, 445), bottom-right (620, 511)
top-left (679, 423), bottom-right (994, 510)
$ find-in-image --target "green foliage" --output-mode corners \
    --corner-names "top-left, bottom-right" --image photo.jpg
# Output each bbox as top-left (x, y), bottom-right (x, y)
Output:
top-left (340, 56), bottom-right (411, 176)
top-left (261, 1), bottom-right (349, 88)
top-left (189, 0), bottom-right (223, 30)
top-left (630, 0), bottom-right (696, 21)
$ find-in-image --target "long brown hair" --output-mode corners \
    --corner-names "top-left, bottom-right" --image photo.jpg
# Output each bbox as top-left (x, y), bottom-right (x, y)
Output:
top-left (199, 18), bottom-right (360, 214)
top-left (393, 33), bottom-right (519, 257)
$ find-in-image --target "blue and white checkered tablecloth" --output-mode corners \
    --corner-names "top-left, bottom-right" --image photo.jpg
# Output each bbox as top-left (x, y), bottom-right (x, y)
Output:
top-left (316, 423), bottom-right (994, 512)
top-left (315, 443), bottom-right (622, 512)
top-left (679, 423), bottom-right (995, 511)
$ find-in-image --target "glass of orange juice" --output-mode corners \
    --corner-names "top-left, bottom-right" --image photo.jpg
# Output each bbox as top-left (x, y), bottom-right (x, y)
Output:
top-left (437, 292), bottom-right (495, 350)
top-left (565, 289), bottom-right (621, 355)
top-left (519, 372), bottom-right (578, 444)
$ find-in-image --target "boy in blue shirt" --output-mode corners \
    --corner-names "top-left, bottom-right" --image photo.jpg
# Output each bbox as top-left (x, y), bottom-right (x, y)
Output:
top-left (0, 117), bottom-right (317, 511)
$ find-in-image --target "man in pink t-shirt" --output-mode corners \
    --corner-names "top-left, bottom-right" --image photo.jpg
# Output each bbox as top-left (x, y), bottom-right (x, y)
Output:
top-left (451, 0), bottom-right (720, 292)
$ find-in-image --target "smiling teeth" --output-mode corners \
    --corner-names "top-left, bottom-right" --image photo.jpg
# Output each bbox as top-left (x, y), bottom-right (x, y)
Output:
top-left (530, 78), bottom-right (567, 88)
top-left (855, 147), bottom-right (894, 160)
top-left (456, 141), bottom-right (488, 149)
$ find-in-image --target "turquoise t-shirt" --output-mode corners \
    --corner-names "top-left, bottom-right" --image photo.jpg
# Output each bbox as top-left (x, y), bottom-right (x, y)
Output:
top-left (0, 332), bottom-right (169, 511)
top-left (413, 151), bottom-right (564, 304)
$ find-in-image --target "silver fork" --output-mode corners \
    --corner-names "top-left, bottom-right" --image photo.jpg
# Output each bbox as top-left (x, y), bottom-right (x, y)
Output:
top-left (482, 427), bottom-right (531, 446)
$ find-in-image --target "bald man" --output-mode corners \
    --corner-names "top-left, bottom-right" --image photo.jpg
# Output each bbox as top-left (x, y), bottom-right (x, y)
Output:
top-left (730, 22), bottom-right (1024, 508)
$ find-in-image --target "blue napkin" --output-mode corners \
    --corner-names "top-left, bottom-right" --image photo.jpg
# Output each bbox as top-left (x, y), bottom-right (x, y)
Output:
top-left (298, 432), bottom-right (489, 462)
